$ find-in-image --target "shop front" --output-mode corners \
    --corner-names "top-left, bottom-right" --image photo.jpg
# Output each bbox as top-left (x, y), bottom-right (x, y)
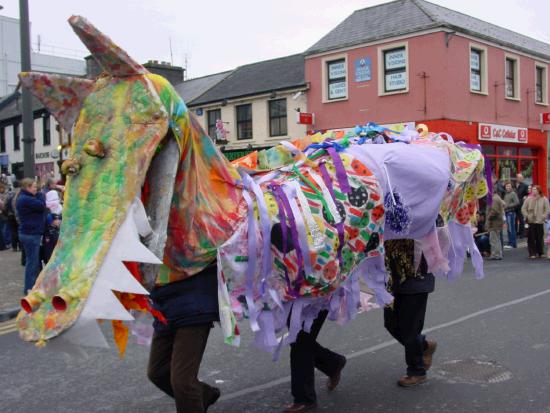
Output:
top-left (424, 120), bottom-right (548, 195)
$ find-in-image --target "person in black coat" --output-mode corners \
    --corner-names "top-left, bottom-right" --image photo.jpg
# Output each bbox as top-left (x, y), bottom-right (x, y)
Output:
top-left (515, 174), bottom-right (529, 238)
top-left (383, 239), bottom-right (438, 387)
top-left (147, 263), bottom-right (221, 413)
top-left (16, 178), bottom-right (46, 293)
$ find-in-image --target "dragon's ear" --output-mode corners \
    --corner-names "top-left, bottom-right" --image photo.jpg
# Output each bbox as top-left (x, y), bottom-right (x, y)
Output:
top-left (18, 72), bottom-right (94, 133)
top-left (69, 15), bottom-right (148, 77)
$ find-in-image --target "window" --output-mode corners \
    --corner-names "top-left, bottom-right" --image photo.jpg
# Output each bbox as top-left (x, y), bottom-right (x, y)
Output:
top-left (504, 56), bottom-right (520, 100)
top-left (0, 127), bottom-right (5, 153)
top-left (470, 45), bottom-right (488, 94)
top-left (43, 116), bottom-right (51, 146)
top-left (236, 104), bottom-right (252, 140)
top-left (207, 109), bottom-right (221, 140)
top-left (13, 124), bottom-right (20, 151)
top-left (535, 63), bottom-right (548, 104)
top-left (327, 59), bottom-right (347, 100)
top-left (269, 99), bottom-right (287, 137)
top-left (470, 49), bottom-right (482, 91)
top-left (383, 47), bottom-right (407, 92)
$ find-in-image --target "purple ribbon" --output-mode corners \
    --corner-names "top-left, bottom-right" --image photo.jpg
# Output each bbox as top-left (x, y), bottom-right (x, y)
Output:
top-left (326, 146), bottom-right (351, 194)
top-left (272, 184), bottom-right (305, 295)
top-left (484, 154), bottom-right (493, 206)
top-left (270, 185), bottom-right (294, 296)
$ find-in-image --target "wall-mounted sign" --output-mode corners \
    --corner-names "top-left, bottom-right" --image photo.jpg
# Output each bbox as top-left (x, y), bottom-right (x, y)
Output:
top-left (195, 108), bottom-right (203, 116)
top-left (50, 150), bottom-right (60, 159)
top-left (35, 152), bottom-right (51, 159)
top-left (354, 57), bottom-right (371, 82)
top-left (540, 113), bottom-right (550, 124)
top-left (479, 123), bottom-right (528, 143)
top-left (296, 112), bottom-right (315, 125)
top-left (385, 49), bottom-right (406, 70)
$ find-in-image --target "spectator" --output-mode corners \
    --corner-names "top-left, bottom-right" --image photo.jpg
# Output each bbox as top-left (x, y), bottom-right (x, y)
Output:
top-left (503, 182), bottom-right (519, 249)
top-left (486, 190), bottom-right (505, 260)
top-left (42, 190), bottom-right (63, 264)
top-left (16, 178), bottom-right (46, 293)
top-left (521, 185), bottom-right (550, 259)
top-left (0, 183), bottom-right (11, 250)
top-left (474, 212), bottom-right (490, 257)
top-left (515, 174), bottom-right (529, 238)
top-left (4, 180), bottom-right (21, 253)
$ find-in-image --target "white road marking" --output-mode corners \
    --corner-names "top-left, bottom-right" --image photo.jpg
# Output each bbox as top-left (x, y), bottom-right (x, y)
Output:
top-left (219, 288), bottom-right (550, 402)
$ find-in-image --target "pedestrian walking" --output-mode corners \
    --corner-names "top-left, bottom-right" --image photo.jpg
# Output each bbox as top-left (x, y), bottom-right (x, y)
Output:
top-left (147, 263), bottom-right (221, 413)
top-left (383, 239), bottom-right (437, 387)
top-left (16, 178), bottom-right (46, 293)
top-left (545, 220), bottom-right (550, 259)
top-left (515, 174), bottom-right (529, 238)
top-left (503, 182), bottom-right (519, 249)
top-left (486, 190), bottom-right (505, 260)
top-left (283, 309), bottom-right (347, 412)
top-left (521, 185), bottom-right (550, 259)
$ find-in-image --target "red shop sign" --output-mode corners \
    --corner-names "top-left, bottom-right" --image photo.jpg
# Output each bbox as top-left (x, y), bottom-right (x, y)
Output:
top-left (478, 123), bottom-right (528, 143)
top-left (296, 112), bottom-right (315, 125)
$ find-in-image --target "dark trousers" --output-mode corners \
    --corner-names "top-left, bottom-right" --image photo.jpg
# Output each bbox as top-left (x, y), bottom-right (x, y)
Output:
top-left (290, 309), bottom-right (344, 405)
top-left (527, 223), bottom-right (544, 257)
top-left (19, 233), bottom-right (42, 294)
top-left (384, 293), bottom-right (429, 377)
top-left (7, 218), bottom-right (19, 250)
top-left (147, 324), bottom-right (218, 413)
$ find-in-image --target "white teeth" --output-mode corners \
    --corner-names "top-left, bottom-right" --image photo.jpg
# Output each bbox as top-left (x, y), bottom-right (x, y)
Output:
top-left (66, 198), bottom-right (161, 348)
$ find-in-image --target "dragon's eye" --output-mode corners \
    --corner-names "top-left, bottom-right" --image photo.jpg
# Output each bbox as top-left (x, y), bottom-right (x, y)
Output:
top-left (83, 139), bottom-right (105, 158)
top-left (61, 158), bottom-right (81, 176)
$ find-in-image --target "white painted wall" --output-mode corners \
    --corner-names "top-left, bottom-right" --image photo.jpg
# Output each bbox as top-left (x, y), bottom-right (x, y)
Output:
top-left (193, 89), bottom-right (309, 149)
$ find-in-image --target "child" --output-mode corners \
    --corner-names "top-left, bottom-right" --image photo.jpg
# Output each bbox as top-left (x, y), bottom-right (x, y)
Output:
top-left (43, 190), bottom-right (62, 264)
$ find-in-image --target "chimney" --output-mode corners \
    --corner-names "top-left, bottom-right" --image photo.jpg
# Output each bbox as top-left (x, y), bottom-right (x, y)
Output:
top-left (143, 60), bottom-right (185, 85)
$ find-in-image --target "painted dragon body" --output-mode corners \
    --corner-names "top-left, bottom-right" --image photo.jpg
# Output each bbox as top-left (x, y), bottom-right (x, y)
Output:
top-left (17, 17), bottom-right (487, 353)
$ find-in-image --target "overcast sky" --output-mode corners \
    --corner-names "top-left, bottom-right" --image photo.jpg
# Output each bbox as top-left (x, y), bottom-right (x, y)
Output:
top-left (1, 0), bottom-right (549, 79)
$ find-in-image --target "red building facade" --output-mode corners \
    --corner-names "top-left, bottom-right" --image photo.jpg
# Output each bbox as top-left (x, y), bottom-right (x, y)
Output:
top-left (304, 1), bottom-right (550, 193)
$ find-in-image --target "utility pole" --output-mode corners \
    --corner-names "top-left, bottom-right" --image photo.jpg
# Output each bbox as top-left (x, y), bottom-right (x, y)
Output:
top-left (19, 0), bottom-right (35, 178)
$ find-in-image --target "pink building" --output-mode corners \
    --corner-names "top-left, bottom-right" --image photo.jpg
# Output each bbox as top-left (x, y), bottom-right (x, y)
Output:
top-left (305, 0), bottom-right (550, 193)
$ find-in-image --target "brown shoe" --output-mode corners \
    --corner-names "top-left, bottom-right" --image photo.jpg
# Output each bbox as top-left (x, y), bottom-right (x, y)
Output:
top-left (397, 375), bottom-right (427, 387)
top-left (423, 340), bottom-right (438, 370)
top-left (283, 403), bottom-right (317, 412)
top-left (327, 356), bottom-right (347, 391)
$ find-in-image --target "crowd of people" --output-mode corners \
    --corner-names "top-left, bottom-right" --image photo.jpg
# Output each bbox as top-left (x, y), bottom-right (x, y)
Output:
top-left (0, 175), bottom-right (63, 293)
top-left (474, 173), bottom-right (550, 260)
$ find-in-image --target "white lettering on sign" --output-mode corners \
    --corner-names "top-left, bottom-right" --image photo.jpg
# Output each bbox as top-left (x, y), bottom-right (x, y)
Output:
top-left (329, 81), bottom-right (347, 99)
top-left (478, 123), bottom-right (528, 143)
top-left (385, 72), bottom-right (407, 91)
top-left (385, 49), bottom-right (406, 70)
top-left (328, 62), bottom-right (346, 80)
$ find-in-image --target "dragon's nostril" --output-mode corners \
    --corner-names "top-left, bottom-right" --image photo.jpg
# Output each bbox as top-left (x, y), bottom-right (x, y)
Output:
top-left (21, 291), bottom-right (46, 313)
top-left (61, 158), bottom-right (81, 176)
top-left (52, 295), bottom-right (68, 311)
top-left (83, 138), bottom-right (105, 158)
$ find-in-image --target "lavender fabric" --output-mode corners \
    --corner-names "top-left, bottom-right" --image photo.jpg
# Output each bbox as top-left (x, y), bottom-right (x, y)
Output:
top-left (347, 143), bottom-right (450, 240)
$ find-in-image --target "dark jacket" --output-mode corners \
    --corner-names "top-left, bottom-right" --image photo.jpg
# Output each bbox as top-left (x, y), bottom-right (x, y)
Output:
top-left (16, 190), bottom-right (46, 235)
top-left (151, 264), bottom-right (219, 334)
top-left (384, 239), bottom-right (435, 295)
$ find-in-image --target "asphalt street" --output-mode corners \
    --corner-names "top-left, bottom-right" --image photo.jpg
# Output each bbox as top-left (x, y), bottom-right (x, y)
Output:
top-left (0, 246), bottom-right (549, 413)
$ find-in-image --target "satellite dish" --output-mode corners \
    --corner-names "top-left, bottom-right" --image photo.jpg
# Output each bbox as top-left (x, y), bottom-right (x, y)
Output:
top-left (50, 150), bottom-right (60, 159)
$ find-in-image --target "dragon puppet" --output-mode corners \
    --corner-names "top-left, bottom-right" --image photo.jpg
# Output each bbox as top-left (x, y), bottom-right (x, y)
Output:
top-left (17, 16), bottom-right (488, 355)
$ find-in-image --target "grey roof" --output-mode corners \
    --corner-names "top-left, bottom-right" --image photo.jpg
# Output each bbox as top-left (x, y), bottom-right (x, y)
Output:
top-left (190, 54), bottom-right (306, 106)
top-left (0, 92), bottom-right (45, 123)
top-left (306, 0), bottom-right (550, 60)
top-left (174, 71), bottom-right (232, 104)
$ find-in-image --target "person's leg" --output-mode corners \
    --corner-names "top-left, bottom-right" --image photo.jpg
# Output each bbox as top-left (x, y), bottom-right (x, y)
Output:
top-left (527, 224), bottom-right (536, 257)
top-left (8, 219), bottom-right (19, 251)
top-left (517, 212), bottom-right (525, 238)
top-left (147, 331), bottom-right (176, 398)
top-left (384, 298), bottom-right (405, 345)
top-left (19, 233), bottom-right (41, 293)
top-left (171, 324), bottom-right (214, 413)
top-left (290, 311), bottom-right (325, 406)
top-left (0, 220), bottom-right (6, 250)
top-left (310, 310), bottom-right (345, 380)
top-left (489, 230), bottom-right (502, 258)
top-left (506, 212), bottom-right (517, 247)
top-left (396, 294), bottom-right (429, 377)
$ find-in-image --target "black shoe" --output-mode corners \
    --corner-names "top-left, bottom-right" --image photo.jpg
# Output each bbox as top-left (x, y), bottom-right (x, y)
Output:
top-left (327, 356), bottom-right (347, 391)
top-left (204, 387), bottom-right (220, 412)
top-left (283, 403), bottom-right (317, 412)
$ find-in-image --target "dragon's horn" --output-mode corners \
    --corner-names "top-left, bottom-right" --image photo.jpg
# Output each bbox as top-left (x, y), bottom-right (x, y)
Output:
top-left (18, 72), bottom-right (94, 133)
top-left (69, 15), bottom-right (148, 77)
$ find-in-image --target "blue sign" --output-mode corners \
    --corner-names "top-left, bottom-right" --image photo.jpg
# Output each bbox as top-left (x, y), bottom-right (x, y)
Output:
top-left (355, 57), bottom-right (371, 82)
top-left (195, 108), bottom-right (204, 116)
